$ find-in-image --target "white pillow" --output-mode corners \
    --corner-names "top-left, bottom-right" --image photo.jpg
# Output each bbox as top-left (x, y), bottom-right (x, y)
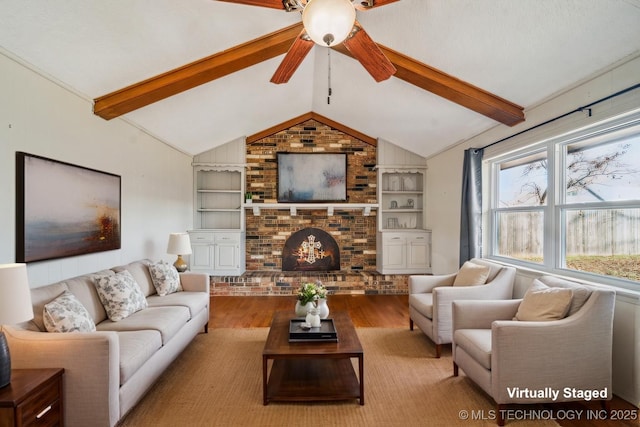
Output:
top-left (453, 261), bottom-right (491, 286)
top-left (43, 290), bottom-right (96, 333)
top-left (93, 270), bottom-right (148, 321)
top-left (514, 280), bottom-right (573, 321)
top-left (148, 261), bottom-right (182, 296)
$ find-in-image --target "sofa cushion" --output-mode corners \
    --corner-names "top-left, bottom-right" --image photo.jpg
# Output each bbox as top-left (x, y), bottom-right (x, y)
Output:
top-left (453, 261), bottom-right (491, 286)
top-left (514, 280), bottom-right (572, 321)
top-left (29, 282), bottom-right (69, 332)
top-left (43, 290), bottom-right (96, 333)
top-left (96, 306), bottom-right (190, 345)
top-left (454, 329), bottom-right (492, 370)
top-left (64, 270), bottom-right (112, 325)
top-left (148, 261), bottom-right (182, 296)
top-left (112, 259), bottom-right (156, 297)
top-left (146, 291), bottom-right (208, 318)
top-left (408, 293), bottom-right (433, 319)
top-left (94, 270), bottom-right (148, 321)
top-left (118, 330), bottom-right (162, 385)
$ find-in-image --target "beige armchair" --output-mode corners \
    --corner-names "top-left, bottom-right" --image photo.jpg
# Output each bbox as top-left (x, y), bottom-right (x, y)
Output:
top-left (452, 276), bottom-right (615, 426)
top-left (409, 258), bottom-right (515, 357)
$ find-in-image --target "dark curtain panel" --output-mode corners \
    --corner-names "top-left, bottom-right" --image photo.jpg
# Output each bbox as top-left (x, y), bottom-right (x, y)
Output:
top-left (459, 148), bottom-right (484, 266)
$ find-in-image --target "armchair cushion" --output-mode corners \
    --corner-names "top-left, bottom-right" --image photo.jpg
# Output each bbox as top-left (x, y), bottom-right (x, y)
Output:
top-left (454, 329), bottom-right (492, 369)
top-left (514, 280), bottom-right (572, 321)
top-left (536, 276), bottom-right (592, 316)
top-left (408, 293), bottom-right (433, 319)
top-left (453, 261), bottom-right (491, 286)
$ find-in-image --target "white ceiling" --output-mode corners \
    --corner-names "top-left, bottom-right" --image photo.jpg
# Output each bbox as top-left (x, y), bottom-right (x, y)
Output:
top-left (1, 0), bottom-right (640, 158)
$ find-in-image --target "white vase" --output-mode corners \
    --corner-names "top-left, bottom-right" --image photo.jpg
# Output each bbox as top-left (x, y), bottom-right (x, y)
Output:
top-left (295, 301), bottom-right (314, 317)
top-left (306, 307), bottom-right (321, 327)
top-left (316, 298), bottom-right (330, 319)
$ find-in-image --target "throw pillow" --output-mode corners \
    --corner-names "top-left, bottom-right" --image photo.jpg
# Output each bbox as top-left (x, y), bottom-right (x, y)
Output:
top-left (43, 290), bottom-right (96, 333)
top-left (514, 280), bottom-right (573, 321)
top-left (93, 270), bottom-right (148, 321)
top-left (148, 261), bottom-right (182, 296)
top-left (453, 261), bottom-right (491, 286)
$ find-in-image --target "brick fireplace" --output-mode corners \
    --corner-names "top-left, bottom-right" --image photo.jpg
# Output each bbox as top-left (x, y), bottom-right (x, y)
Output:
top-left (209, 116), bottom-right (408, 296)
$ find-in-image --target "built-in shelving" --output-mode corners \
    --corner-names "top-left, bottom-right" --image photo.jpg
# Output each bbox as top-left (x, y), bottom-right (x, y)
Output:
top-left (191, 162), bottom-right (246, 275)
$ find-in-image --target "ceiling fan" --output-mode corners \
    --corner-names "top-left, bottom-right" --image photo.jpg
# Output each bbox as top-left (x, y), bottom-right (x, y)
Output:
top-left (217, 0), bottom-right (399, 83)
top-left (93, 0), bottom-right (524, 127)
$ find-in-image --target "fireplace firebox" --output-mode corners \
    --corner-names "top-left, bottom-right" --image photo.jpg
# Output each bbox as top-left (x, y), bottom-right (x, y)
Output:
top-left (282, 228), bottom-right (340, 271)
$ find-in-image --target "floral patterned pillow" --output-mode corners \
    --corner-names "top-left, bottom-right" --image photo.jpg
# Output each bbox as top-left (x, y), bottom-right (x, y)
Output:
top-left (43, 290), bottom-right (96, 333)
top-left (148, 261), bottom-right (182, 296)
top-left (93, 270), bottom-right (148, 321)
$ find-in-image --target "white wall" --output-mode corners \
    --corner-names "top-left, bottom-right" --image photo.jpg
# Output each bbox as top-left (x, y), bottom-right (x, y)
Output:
top-left (425, 54), bottom-right (640, 406)
top-left (0, 53), bottom-right (193, 287)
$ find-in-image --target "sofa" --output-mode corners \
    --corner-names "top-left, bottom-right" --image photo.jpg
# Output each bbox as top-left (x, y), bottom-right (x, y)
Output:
top-left (4, 259), bottom-right (210, 427)
top-left (409, 258), bottom-right (516, 357)
top-left (452, 275), bottom-right (615, 425)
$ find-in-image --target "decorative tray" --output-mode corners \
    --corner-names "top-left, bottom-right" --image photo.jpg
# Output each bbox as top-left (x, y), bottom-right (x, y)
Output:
top-left (289, 318), bottom-right (338, 342)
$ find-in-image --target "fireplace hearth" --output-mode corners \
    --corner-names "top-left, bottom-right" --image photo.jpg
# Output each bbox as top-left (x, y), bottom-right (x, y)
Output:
top-left (282, 227), bottom-right (340, 271)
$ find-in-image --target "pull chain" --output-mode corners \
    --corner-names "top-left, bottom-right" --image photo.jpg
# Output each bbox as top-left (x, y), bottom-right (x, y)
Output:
top-left (327, 47), bottom-right (332, 104)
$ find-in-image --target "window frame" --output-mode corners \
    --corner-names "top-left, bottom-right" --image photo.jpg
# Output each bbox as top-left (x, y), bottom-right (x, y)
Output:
top-left (487, 110), bottom-right (640, 291)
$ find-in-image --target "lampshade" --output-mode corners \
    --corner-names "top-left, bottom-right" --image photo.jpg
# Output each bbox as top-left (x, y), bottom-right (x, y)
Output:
top-left (0, 263), bottom-right (33, 388)
top-left (167, 233), bottom-right (192, 255)
top-left (302, 0), bottom-right (356, 47)
top-left (0, 263), bottom-right (33, 325)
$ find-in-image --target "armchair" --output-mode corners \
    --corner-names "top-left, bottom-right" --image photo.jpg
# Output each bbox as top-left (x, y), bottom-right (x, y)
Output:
top-left (409, 258), bottom-right (515, 357)
top-left (452, 276), bottom-right (615, 425)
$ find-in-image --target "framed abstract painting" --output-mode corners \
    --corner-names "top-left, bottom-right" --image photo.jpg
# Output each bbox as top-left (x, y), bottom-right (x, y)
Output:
top-left (16, 152), bottom-right (121, 263)
top-left (277, 152), bottom-right (347, 203)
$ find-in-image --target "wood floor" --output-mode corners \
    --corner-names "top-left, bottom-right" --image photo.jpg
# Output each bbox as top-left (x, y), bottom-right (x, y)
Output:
top-left (210, 294), bottom-right (408, 328)
top-left (210, 295), bottom-right (638, 427)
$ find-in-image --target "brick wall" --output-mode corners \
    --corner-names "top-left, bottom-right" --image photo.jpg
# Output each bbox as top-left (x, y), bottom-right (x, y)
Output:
top-left (245, 119), bottom-right (378, 272)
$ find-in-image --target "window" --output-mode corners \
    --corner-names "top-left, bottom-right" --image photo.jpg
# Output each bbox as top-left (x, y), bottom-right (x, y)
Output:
top-left (495, 151), bottom-right (547, 263)
top-left (489, 113), bottom-right (640, 288)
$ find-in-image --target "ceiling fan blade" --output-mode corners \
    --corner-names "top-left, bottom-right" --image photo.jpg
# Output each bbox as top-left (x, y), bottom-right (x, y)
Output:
top-left (270, 30), bottom-right (314, 84)
top-left (342, 22), bottom-right (396, 82)
top-left (354, 0), bottom-right (400, 11)
top-left (215, 0), bottom-right (286, 10)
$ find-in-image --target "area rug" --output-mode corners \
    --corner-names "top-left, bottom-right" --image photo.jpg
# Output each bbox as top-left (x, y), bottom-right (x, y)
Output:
top-left (119, 328), bottom-right (558, 427)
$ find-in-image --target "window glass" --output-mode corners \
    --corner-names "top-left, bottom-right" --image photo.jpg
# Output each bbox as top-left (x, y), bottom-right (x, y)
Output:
top-left (498, 152), bottom-right (548, 207)
top-left (564, 208), bottom-right (640, 281)
top-left (496, 211), bottom-right (544, 263)
top-left (565, 137), bottom-right (640, 203)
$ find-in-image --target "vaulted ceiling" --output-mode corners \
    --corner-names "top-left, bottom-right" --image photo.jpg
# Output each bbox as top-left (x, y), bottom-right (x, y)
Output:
top-left (2, 1), bottom-right (640, 158)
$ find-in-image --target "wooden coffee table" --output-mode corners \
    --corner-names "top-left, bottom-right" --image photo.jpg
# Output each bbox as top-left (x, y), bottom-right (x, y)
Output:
top-left (262, 310), bottom-right (364, 405)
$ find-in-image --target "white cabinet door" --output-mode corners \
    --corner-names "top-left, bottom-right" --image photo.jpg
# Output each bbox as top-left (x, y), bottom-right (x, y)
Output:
top-left (191, 243), bottom-right (214, 271)
top-left (214, 242), bottom-right (239, 271)
top-left (407, 233), bottom-right (431, 270)
top-left (382, 233), bottom-right (406, 270)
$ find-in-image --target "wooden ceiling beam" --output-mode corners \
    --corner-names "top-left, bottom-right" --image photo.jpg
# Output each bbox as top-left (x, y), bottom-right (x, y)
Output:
top-left (333, 43), bottom-right (525, 127)
top-left (93, 23), bottom-right (304, 120)
top-left (94, 21), bottom-right (524, 127)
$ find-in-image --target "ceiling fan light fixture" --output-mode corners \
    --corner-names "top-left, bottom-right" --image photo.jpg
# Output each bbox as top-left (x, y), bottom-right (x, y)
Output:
top-left (302, 0), bottom-right (356, 47)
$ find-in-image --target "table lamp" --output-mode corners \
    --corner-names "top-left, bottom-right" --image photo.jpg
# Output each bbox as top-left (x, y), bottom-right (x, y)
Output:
top-left (0, 263), bottom-right (34, 388)
top-left (167, 233), bottom-right (192, 272)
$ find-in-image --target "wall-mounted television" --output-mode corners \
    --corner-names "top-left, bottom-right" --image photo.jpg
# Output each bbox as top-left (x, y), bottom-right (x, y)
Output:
top-left (277, 152), bottom-right (347, 202)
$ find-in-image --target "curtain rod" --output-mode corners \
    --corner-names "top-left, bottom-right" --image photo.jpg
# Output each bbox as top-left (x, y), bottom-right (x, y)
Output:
top-left (477, 82), bottom-right (640, 152)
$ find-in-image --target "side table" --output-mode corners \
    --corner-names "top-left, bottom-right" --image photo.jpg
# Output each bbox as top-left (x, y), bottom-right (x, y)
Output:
top-left (0, 368), bottom-right (64, 427)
